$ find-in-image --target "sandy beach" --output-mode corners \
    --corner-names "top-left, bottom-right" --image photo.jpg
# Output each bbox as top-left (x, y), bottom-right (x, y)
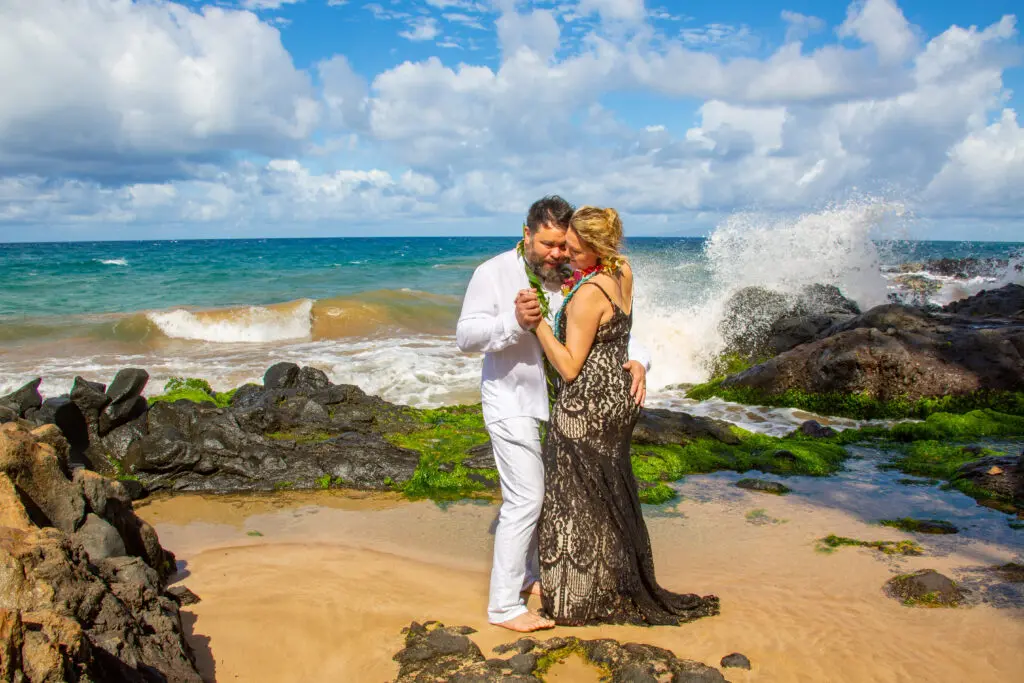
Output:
top-left (139, 484), bottom-right (1024, 683)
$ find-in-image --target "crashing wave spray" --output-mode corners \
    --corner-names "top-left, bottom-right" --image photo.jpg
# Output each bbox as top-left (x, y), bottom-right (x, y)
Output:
top-left (632, 199), bottom-right (907, 389)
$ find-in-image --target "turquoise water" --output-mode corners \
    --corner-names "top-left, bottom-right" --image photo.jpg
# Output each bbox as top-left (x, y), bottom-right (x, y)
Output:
top-left (0, 236), bottom-right (1019, 318)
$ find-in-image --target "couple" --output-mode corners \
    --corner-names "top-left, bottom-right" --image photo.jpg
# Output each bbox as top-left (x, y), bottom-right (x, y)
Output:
top-left (456, 195), bottom-right (719, 632)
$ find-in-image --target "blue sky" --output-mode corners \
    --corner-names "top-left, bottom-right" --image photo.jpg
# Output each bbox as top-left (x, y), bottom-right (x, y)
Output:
top-left (1, 0), bottom-right (1022, 241)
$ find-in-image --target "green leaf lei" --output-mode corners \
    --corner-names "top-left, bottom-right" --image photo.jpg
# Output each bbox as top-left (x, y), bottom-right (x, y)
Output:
top-left (515, 235), bottom-right (558, 406)
top-left (515, 237), bottom-right (550, 319)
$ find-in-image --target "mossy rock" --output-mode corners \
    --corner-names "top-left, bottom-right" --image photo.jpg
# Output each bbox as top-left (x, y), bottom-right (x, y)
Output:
top-left (736, 478), bottom-right (791, 495)
top-left (884, 570), bottom-right (964, 607)
top-left (880, 518), bottom-right (959, 535)
top-left (637, 482), bottom-right (677, 505)
top-left (817, 534), bottom-right (924, 556)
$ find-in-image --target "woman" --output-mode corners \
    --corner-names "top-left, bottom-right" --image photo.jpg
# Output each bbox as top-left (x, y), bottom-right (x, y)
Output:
top-left (532, 206), bottom-right (720, 626)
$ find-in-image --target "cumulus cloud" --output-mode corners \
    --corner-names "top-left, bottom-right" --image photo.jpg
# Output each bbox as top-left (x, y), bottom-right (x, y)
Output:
top-left (837, 0), bottom-right (918, 64)
top-left (0, 0), bottom-right (318, 183)
top-left (0, 0), bottom-right (1022, 235)
top-left (496, 10), bottom-right (561, 61)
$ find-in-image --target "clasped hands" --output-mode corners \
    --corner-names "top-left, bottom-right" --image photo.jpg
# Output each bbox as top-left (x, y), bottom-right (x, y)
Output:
top-left (513, 289), bottom-right (647, 406)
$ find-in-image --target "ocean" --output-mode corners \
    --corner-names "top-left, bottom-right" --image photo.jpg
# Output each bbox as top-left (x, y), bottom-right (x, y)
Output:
top-left (2, 202), bottom-right (1022, 433)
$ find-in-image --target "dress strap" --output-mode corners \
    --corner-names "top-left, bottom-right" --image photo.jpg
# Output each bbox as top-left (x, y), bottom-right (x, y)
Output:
top-left (581, 280), bottom-right (616, 306)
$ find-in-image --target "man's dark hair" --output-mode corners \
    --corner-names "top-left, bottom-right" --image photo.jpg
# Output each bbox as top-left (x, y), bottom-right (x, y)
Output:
top-left (526, 195), bottom-right (574, 234)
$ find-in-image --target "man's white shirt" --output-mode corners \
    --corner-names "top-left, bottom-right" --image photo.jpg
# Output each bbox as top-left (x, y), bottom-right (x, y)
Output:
top-left (456, 248), bottom-right (651, 426)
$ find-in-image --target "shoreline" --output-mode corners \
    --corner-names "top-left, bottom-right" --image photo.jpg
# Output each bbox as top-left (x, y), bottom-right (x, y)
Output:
top-left (140, 487), bottom-right (1024, 682)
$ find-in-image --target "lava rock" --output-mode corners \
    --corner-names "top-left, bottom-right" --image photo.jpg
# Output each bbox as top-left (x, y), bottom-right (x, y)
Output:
top-left (736, 478), bottom-right (792, 495)
top-left (884, 569), bottom-right (964, 607)
top-left (721, 653), bottom-right (751, 669)
top-left (798, 420), bottom-right (837, 439)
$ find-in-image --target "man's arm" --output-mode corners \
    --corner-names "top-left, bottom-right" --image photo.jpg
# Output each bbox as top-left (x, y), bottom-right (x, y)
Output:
top-left (456, 266), bottom-right (527, 354)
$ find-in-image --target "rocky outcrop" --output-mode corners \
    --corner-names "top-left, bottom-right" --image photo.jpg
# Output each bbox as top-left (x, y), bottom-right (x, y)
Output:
top-left (0, 422), bottom-right (201, 682)
top-left (2, 363), bottom-right (427, 496)
top-left (944, 283), bottom-right (1024, 319)
top-left (718, 287), bottom-right (1024, 401)
top-left (715, 284), bottom-right (860, 369)
top-left (391, 621), bottom-right (728, 682)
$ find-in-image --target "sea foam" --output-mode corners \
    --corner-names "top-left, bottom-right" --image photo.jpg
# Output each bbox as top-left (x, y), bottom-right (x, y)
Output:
top-left (632, 199), bottom-right (905, 388)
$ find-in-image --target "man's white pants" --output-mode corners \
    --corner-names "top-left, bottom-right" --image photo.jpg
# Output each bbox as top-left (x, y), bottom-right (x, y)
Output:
top-left (486, 416), bottom-right (544, 624)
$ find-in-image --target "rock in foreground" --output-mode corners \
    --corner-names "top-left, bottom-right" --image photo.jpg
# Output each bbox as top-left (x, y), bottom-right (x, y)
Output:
top-left (0, 422), bottom-right (201, 682)
top-left (392, 621), bottom-right (728, 682)
top-left (884, 570), bottom-right (965, 608)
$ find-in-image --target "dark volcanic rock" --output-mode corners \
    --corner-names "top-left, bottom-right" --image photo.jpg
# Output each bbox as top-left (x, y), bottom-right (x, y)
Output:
top-left (105, 368), bottom-right (150, 405)
top-left (722, 300), bottom-right (1024, 400)
top-left (0, 378), bottom-right (43, 417)
top-left (717, 284), bottom-right (860, 365)
top-left (884, 569), bottom-right (965, 607)
top-left (797, 420), bottom-right (837, 439)
top-left (926, 257), bottom-right (1008, 279)
top-left (634, 408), bottom-right (741, 446)
top-left (736, 478), bottom-right (791, 495)
top-left (393, 622), bottom-right (727, 682)
top-left (263, 362), bottom-right (300, 390)
top-left (99, 394), bottom-right (148, 437)
top-left (0, 421), bottom-right (200, 681)
top-left (944, 283), bottom-right (1023, 319)
top-left (954, 454), bottom-right (1023, 507)
top-left (721, 652), bottom-right (752, 669)
top-left (167, 585), bottom-right (202, 606)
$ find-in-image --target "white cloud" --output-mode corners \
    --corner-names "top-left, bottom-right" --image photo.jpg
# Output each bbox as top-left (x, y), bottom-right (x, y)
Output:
top-left (241, 0), bottom-right (304, 9)
top-left (496, 10), bottom-right (561, 61)
top-left (781, 10), bottom-right (825, 43)
top-left (0, 0), bottom-right (319, 182)
top-left (577, 0), bottom-right (645, 23)
top-left (925, 109), bottom-right (1024, 210)
top-left (679, 23), bottom-right (757, 50)
top-left (837, 0), bottom-right (918, 64)
top-left (399, 17), bottom-right (441, 41)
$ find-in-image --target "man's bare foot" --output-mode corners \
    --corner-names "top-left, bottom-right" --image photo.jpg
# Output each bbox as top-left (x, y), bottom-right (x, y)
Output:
top-left (491, 611), bottom-right (555, 633)
top-left (520, 581), bottom-right (543, 598)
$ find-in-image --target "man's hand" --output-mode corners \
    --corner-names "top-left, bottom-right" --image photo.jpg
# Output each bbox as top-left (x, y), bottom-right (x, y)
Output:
top-left (623, 360), bottom-right (647, 407)
top-left (515, 289), bottom-right (543, 330)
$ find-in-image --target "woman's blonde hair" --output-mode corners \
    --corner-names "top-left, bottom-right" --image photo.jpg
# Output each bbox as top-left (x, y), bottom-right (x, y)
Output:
top-left (569, 206), bottom-right (627, 271)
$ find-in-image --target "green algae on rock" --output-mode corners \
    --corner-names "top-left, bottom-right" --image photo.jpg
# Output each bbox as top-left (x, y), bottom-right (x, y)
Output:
top-left (816, 534), bottom-right (924, 556)
top-left (686, 380), bottom-right (1024, 421)
top-left (884, 570), bottom-right (964, 607)
top-left (147, 377), bottom-right (237, 408)
top-left (385, 405), bottom-right (497, 502)
top-left (879, 518), bottom-right (959, 534)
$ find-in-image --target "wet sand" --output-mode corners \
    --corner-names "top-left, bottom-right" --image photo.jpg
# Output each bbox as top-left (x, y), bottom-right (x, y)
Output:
top-left (139, 488), bottom-right (1024, 682)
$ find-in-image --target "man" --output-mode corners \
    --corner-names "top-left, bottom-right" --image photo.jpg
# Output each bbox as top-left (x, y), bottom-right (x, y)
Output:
top-left (456, 195), bottom-right (649, 633)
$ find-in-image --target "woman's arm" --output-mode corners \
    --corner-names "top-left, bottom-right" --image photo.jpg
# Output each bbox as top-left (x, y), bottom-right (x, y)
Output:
top-left (534, 284), bottom-right (607, 382)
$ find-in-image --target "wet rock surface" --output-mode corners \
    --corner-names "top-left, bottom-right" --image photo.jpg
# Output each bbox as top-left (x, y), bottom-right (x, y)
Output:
top-left (392, 621), bottom-right (729, 682)
top-left (736, 478), bottom-right (791, 495)
top-left (883, 569), bottom-right (965, 607)
top-left (718, 286), bottom-right (1024, 401)
top-left (0, 422), bottom-right (201, 682)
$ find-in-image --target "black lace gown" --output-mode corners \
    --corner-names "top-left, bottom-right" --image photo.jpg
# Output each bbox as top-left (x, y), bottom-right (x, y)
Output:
top-left (538, 282), bottom-right (720, 626)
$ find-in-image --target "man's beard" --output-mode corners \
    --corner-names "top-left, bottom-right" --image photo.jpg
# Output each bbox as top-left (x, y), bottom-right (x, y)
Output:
top-left (525, 250), bottom-right (571, 288)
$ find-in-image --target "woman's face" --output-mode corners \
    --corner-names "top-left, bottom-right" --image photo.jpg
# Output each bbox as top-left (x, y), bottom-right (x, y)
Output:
top-left (566, 228), bottom-right (599, 271)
